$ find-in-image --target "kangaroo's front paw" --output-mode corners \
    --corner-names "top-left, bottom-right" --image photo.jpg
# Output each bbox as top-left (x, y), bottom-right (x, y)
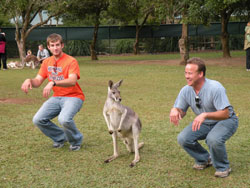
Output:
top-left (108, 130), bottom-right (113, 134)
top-left (118, 129), bottom-right (121, 132)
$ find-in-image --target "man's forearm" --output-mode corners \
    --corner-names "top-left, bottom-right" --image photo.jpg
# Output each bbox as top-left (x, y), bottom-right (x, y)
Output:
top-left (202, 108), bottom-right (229, 120)
top-left (30, 78), bottom-right (43, 88)
top-left (52, 74), bottom-right (78, 88)
top-left (53, 78), bottom-right (76, 87)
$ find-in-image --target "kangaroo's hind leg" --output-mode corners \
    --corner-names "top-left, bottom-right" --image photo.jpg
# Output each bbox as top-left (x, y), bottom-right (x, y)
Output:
top-left (123, 137), bottom-right (134, 153)
top-left (130, 123), bottom-right (144, 167)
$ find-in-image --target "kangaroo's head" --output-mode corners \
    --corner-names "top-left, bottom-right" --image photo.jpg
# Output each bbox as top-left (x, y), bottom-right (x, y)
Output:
top-left (108, 80), bottom-right (123, 102)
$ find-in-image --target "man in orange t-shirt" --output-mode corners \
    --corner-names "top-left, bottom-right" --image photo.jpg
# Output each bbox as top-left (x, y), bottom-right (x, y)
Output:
top-left (21, 33), bottom-right (84, 151)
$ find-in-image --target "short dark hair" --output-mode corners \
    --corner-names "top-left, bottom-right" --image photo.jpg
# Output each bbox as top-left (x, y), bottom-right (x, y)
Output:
top-left (187, 57), bottom-right (206, 76)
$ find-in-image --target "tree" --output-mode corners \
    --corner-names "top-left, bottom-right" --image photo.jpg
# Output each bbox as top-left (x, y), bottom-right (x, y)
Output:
top-left (181, 0), bottom-right (210, 64)
top-left (204, 0), bottom-right (249, 58)
top-left (0, 0), bottom-right (67, 62)
top-left (0, 12), bottom-right (14, 27)
top-left (64, 0), bottom-right (109, 60)
top-left (109, 0), bottom-right (155, 55)
top-left (155, 0), bottom-right (182, 24)
top-left (156, 0), bottom-right (192, 64)
top-left (157, 0), bottom-right (249, 61)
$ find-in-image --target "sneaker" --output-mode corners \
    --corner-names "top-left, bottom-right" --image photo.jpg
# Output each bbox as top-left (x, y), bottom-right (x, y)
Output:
top-left (214, 168), bottom-right (231, 178)
top-left (193, 158), bottom-right (212, 170)
top-left (53, 142), bottom-right (65, 148)
top-left (69, 145), bottom-right (81, 151)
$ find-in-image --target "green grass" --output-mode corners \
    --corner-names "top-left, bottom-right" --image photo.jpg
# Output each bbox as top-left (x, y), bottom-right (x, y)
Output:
top-left (0, 51), bottom-right (250, 187)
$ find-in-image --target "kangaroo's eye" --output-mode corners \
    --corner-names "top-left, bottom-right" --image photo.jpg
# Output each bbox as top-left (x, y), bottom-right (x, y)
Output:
top-left (112, 92), bottom-right (115, 94)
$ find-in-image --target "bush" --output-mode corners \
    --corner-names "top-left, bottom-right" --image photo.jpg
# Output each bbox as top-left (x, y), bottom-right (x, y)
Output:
top-left (229, 35), bottom-right (244, 50)
top-left (142, 37), bottom-right (179, 53)
top-left (114, 39), bottom-right (134, 54)
top-left (64, 40), bottom-right (90, 56)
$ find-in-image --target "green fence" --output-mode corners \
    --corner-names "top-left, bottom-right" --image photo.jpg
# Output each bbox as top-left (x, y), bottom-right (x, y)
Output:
top-left (2, 22), bottom-right (247, 41)
top-left (1, 22), bottom-right (247, 58)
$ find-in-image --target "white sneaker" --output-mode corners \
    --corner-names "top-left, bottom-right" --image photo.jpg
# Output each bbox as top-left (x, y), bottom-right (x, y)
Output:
top-left (193, 158), bottom-right (212, 170)
top-left (69, 145), bottom-right (81, 151)
top-left (214, 168), bottom-right (231, 178)
top-left (53, 142), bottom-right (65, 148)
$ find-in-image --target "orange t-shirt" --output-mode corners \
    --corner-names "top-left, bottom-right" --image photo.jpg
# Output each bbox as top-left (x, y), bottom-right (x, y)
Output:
top-left (38, 53), bottom-right (85, 101)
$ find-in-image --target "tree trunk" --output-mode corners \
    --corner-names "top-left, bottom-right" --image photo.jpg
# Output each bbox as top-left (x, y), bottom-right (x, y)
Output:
top-left (17, 41), bottom-right (26, 63)
top-left (133, 24), bottom-right (140, 55)
top-left (132, 5), bottom-right (153, 55)
top-left (179, 23), bottom-right (189, 65)
top-left (221, 11), bottom-right (231, 58)
top-left (15, 27), bottom-right (26, 64)
top-left (90, 23), bottom-right (99, 60)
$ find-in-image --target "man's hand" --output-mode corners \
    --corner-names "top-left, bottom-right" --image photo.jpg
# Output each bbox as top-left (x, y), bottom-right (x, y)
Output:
top-left (170, 108), bottom-right (184, 126)
top-left (192, 109), bottom-right (229, 131)
top-left (192, 113), bottom-right (207, 131)
top-left (21, 79), bottom-right (32, 94)
top-left (43, 81), bottom-right (54, 98)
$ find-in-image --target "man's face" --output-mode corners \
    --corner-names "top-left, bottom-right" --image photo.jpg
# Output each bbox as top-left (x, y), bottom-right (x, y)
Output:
top-left (39, 46), bottom-right (43, 51)
top-left (185, 64), bottom-right (203, 86)
top-left (47, 40), bottom-right (64, 56)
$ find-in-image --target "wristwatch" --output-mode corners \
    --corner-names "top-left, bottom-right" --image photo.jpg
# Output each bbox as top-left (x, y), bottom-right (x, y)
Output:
top-left (52, 80), bottom-right (56, 86)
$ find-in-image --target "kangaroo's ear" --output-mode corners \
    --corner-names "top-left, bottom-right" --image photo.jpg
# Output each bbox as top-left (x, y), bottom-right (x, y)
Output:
top-left (114, 79), bottom-right (123, 88)
top-left (108, 80), bottom-right (113, 89)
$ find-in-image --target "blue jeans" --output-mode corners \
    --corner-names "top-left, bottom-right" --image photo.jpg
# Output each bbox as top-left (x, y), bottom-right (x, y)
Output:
top-left (33, 97), bottom-right (83, 146)
top-left (177, 117), bottom-right (238, 171)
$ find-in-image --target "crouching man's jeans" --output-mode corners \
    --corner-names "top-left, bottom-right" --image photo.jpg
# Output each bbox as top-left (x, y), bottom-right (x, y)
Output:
top-left (177, 117), bottom-right (238, 171)
top-left (33, 97), bottom-right (83, 146)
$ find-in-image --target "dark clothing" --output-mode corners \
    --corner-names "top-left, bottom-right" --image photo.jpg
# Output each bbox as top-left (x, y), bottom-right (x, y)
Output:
top-left (0, 33), bottom-right (7, 69)
top-left (0, 53), bottom-right (7, 69)
top-left (246, 48), bottom-right (250, 69)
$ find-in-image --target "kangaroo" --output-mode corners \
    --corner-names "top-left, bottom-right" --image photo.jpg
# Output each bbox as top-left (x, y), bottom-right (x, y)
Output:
top-left (24, 54), bottom-right (40, 69)
top-left (103, 80), bottom-right (144, 167)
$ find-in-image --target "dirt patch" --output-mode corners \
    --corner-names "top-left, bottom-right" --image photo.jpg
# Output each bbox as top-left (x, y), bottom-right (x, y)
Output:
top-left (98, 56), bottom-right (245, 67)
top-left (202, 57), bottom-right (245, 67)
top-left (0, 98), bottom-right (33, 104)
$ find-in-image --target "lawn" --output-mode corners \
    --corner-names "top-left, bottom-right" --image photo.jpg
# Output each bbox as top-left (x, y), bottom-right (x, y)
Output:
top-left (0, 51), bottom-right (250, 188)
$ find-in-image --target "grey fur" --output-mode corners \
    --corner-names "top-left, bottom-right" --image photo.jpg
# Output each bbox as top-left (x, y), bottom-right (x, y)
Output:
top-left (103, 80), bottom-right (144, 167)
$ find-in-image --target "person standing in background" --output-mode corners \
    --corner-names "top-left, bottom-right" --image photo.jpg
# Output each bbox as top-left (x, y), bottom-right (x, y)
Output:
top-left (244, 21), bottom-right (250, 71)
top-left (0, 28), bottom-right (7, 70)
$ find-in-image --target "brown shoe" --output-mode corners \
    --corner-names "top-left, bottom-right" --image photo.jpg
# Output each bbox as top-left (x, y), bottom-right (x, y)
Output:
top-left (193, 158), bottom-right (212, 170)
top-left (214, 168), bottom-right (231, 178)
